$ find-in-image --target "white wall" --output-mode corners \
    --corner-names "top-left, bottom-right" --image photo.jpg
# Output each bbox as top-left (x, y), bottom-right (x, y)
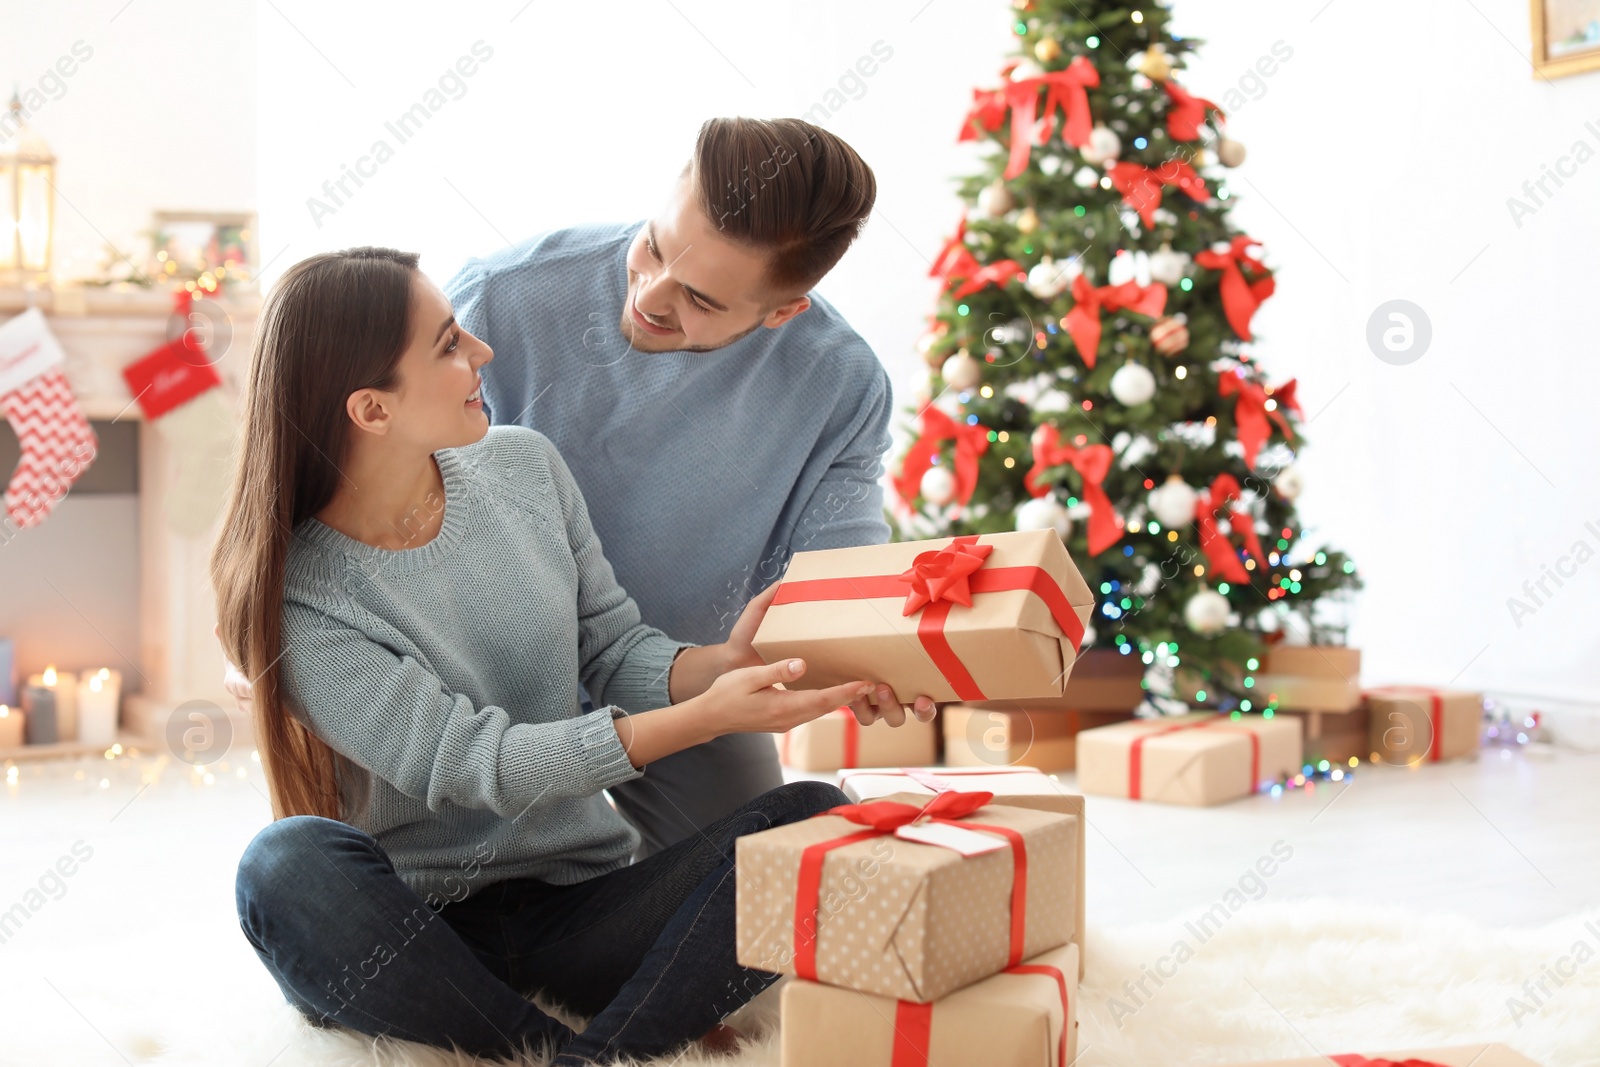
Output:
top-left (254, 1), bottom-right (1600, 707)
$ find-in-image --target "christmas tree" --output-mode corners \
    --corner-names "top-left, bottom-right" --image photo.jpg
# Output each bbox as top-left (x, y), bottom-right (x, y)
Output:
top-left (894, 0), bottom-right (1361, 715)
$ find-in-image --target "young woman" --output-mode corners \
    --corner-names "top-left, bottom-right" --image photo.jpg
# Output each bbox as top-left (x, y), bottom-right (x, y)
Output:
top-left (212, 247), bottom-right (932, 1065)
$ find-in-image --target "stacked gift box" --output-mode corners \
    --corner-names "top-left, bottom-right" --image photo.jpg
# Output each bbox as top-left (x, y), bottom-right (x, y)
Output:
top-left (748, 531), bottom-right (1094, 1065)
top-left (1253, 646), bottom-right (1366, 764)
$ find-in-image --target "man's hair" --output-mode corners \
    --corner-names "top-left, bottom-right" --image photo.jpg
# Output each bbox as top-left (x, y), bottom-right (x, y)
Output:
top-left (688, 117), bottom-right (875, 296)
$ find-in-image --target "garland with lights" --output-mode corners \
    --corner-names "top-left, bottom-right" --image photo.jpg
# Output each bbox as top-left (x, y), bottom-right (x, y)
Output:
top-left (893, 0), bottom-right (1361, 713)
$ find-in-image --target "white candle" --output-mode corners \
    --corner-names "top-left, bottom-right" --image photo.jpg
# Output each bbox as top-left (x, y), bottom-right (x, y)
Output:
top-left (0, 704), bottom-right (22, 749)
top-left (28, 666), bottom-right (78, 742)
top-left (77, 668), bottom-right (121, 747)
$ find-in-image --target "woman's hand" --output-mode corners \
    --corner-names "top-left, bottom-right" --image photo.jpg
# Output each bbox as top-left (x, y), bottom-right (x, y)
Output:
top-left (698, 658), bottom-right (875, 736)
top-left (720, 582), bottom-right (938, 727)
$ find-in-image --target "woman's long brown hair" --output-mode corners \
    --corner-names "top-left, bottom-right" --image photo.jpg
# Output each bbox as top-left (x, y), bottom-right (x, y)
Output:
top-left (211, 247), bottom-right (420, 821)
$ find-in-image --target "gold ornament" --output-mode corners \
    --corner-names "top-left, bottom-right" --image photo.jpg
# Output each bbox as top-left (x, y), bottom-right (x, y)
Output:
top-left (1138, 45), bottom-right (1172, 81)
top-left (1034, 38), bottom-right (1062, 63)
top-left (977, 179), bottom-right (1016, 218)
top-left (1151, 316), bottom-right (1190, 356)
top-left (1016, 206), bottom-right (1040, 233)
top-left (1216, 137), bottom-right (1248, 168)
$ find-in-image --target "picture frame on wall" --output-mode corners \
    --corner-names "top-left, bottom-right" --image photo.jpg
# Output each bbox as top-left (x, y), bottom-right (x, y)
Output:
top-left (150, 210), bottom-right (258, 287)
top-left (1530, 0), bottom-right (1600, 78)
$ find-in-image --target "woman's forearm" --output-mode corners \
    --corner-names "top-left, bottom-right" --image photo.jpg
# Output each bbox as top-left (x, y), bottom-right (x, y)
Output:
top-left (611, 697), bottom-right (719, 768)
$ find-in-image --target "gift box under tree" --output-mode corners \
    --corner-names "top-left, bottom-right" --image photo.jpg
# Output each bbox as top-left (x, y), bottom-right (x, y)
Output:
top-left (1365, 686), bottom-right (1482, 765)
top-left (1255, 646), bottom-right (1366, 764)
top-left (1076, 712), bottom-right (1302, 806)
top-left (943, 704), bottom-right (1134, 772)
top-left (967, 647), bottom-right (1147, 713)
top-left (777, 706), bottom-right (937, 771)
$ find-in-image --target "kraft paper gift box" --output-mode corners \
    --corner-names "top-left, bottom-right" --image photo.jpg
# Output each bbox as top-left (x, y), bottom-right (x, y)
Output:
top-left (1255, 646), bottom-right (1363, 711)
top-left (1076, 712), bottom-right (1303, 807)
top-left (943, 704), bottom-right (1133, 772)
top-left (750, 530), bottom-right (1094, 704)
top-left (735, 790), bottom-right (1077, 1003)
top-left (969, 647), bottom-right (1147, 713)
top-left (1366, 686), bottom-right (1482, 764)
top-left (781, 942), bottom-right (1078, 1067)
top-left (1277, 705), bottom-right (1370, 765)
top-left (837, 765), bottom-right (1086, 977)
top-left (1207, 1042), bottom-right (1543, 1067)
top-left (777, 707), bottom-right (937, 771)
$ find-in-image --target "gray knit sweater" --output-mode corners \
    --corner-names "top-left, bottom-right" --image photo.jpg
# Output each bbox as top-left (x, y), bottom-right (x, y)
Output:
top-left (279, 426), bottom-right (694, 904)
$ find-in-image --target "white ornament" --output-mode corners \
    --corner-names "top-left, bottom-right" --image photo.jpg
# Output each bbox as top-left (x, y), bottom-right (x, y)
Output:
top-left (1255, 606), bottom-right (1282, 633)
top-left (1147, 474), bottom-right (1199, 528)
top-left (1015, 495), bottom-right (1073, 538)
top-left (1039, 155), bottom-right (1063, 177)
top-left (1009, 60), bottom-right (1045, 82)
top-left (1184, 589), bottom-right (1231, 635)
top-left (1110, 362), bottom-right (1157, 406)
top-left (1148, 243), bottom-right (1191, 286)
top-left (920, 466), bottom-right (956, 506)
top-left (1073, 166), bottom-right (1100, 189)
top-left (1032, 390), bottom-right (1074, 413)
top-left (977, 180), bottom-right (1016, 218)
top-left (1025, 257), bottom-right (1077, 300)
top-left (1080, 125), bottom-right (1122, 165)
top-left (1080, 623), bottom-right (1098, 647)
top-left (941, 351), bottom-right (983, 391)
top-left (1273, 465), bottom-right (1304, 501)
top-left (1216, 137), bottom-right (1247, 167)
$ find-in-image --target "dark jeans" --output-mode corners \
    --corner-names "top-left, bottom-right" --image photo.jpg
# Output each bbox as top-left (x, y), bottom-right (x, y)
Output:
top-left (235, 780), bottom-right (846, 1065)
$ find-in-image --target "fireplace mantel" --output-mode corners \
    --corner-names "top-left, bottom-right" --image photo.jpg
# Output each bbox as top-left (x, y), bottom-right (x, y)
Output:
top-left (1, 286), bottom-right (260, 756)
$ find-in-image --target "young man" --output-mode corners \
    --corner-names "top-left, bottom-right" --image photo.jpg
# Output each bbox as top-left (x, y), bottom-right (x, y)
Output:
top-left (443, 117), bottom-right (931, 858)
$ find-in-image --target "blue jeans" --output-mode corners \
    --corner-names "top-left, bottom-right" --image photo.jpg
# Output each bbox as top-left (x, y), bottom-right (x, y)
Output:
top-left (236, 780), bottom-right (846, 1065)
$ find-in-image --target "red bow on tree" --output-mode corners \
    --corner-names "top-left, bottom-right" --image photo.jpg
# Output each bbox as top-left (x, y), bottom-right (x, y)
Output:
top-left (928, 215), bottom-right (1024, 301)
top-left (1219, 371), bottom-right (1300, 468)
top-left (1194, 473), bottom-right (1266, 584)
top-left (961, 57), bottom-right (1101, 180)
top-left (1107, 159), bottom-right (1209, 227)
top-left (1062, 274), bottom-right (1168, 368)
top-left (1023, 425), bottom-right (1123, 555)
top-left (897, 540), bottom-right (996, 614)
top-left (1195, 235), bottom-right (1276, 341)
top-left (895, 405), bottom-right (991, 510)
top-left (1163, 79), bottom-right (1223, 142)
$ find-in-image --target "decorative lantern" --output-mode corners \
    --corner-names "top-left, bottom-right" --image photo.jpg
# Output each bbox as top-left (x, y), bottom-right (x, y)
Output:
top-left (1, 92), bottom-right (57, 282)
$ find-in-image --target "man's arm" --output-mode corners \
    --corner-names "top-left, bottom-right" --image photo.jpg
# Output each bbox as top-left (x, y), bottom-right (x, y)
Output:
top-left (788, 359), bottom-right (895, 555)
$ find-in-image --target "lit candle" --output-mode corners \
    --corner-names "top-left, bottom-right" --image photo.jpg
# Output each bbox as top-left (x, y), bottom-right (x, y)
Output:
top-left (76, 668), bottom-right (121, 747)
top-left (21, 685), bottom-right (57, 744)
top-left (0, 703), bottom-right (22, 748)
top-left (26, 666), bottom-right (77, 742)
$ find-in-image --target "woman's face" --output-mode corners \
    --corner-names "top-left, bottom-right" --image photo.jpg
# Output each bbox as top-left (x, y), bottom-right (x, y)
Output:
top-left (371, 273), bottom-right (494, 453)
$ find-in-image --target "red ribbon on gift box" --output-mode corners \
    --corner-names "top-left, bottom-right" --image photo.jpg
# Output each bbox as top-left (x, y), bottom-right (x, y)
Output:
top-left (791, 790), bottom-right (1030, 988)
top-left (1330, 1057), bottom-right (1453, 1067)
top-left (769, 535), bottom-right (1086, 702)
top-left (1024, 425), bottom-right (1123, 556)
top-left (1126, 717), bottom-right (1261, 800)
top-left (890, 962), bottom-right (1071, 1067)
top-left (1364, 687), bottom-right (1448, 763)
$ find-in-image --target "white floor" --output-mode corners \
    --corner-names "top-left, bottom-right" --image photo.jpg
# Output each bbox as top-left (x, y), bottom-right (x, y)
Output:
top-left (2, 741), bottom-right (1598, 1066)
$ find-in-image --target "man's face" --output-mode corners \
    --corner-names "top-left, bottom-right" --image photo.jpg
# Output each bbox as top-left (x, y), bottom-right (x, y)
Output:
top-left (619, 176), bottom-right (811, 353)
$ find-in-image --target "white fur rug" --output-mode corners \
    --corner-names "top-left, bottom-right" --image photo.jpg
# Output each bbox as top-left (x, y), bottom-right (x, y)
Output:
top-left (128, 901), bottom-right (1597, 1067)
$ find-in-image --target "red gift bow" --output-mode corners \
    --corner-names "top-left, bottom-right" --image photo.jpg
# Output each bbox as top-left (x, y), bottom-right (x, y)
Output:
top-left (1127, 717), bottom-right (1261, 800)
top-left (1062, 274), bottom-right (1168, 368)
top-left (1330, 1058), bottom-right (1453, 1067)
top-left (1163, 79), bottom-right (1222, 142)
top-left (1024, 425), bottom-right (1123, 556)
top-left (1364, 687), bottom-right (1448, 763)
top-left (1194, 473), bottom-right (1267, 584)
top-left (769, 534), bottom-right (1087, 701)
top-left (1195, 235), bottom-right (1276, 341)
top-left (961, 57), bottom-right (1101, 180)
top-left (1219, 371), bottom-right (1300, 469)
top-left (779, 707), bottom-right (858, 768)
top-left (894, 406), bottom-right (991, 511)
top-left (891, 962), bottom-right (1070, 1067)
top-left (791, 790), bottom-right (1029, 986)
top-left (1108, 159), bottom-right (1209, 228)
top-left (898, 539), bottom-right (995, 614)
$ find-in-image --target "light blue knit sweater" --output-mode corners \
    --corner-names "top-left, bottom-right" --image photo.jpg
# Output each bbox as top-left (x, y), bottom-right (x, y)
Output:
top-left (280, 426), bottom-right (694, 903)
top-left (446, 222), bottom-right (895, 647)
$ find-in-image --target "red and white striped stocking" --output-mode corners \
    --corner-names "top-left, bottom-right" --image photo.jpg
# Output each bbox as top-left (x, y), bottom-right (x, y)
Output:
top-left (0, 309), bottom-right (99, 529)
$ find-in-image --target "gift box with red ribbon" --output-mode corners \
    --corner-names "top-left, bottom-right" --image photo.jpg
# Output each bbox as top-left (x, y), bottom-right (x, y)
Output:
top-left (1208, 1042), bottom-right (1543, 1067)
top-left (750, 530), bottom-right (1094, 704)
top-left (734, 790), bottom-right (1077, 1003)
top-left (1076, 712), bottom-right (1303, 807)
top-left (943, 704), bottom-right (1135, 772)
top-left (1256, 647), bottom-right (1363, 712)
top-left (969, 647), bottom-right (1147, 713)
top-left (1365, 686), bottom-right (1482, 765)
top-left (781, 942), bottom-right (1078, 1067)
top-left (777, 707), bottom-right (937, 772)
top-left (836, 765), bottom-right (1086, 978)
